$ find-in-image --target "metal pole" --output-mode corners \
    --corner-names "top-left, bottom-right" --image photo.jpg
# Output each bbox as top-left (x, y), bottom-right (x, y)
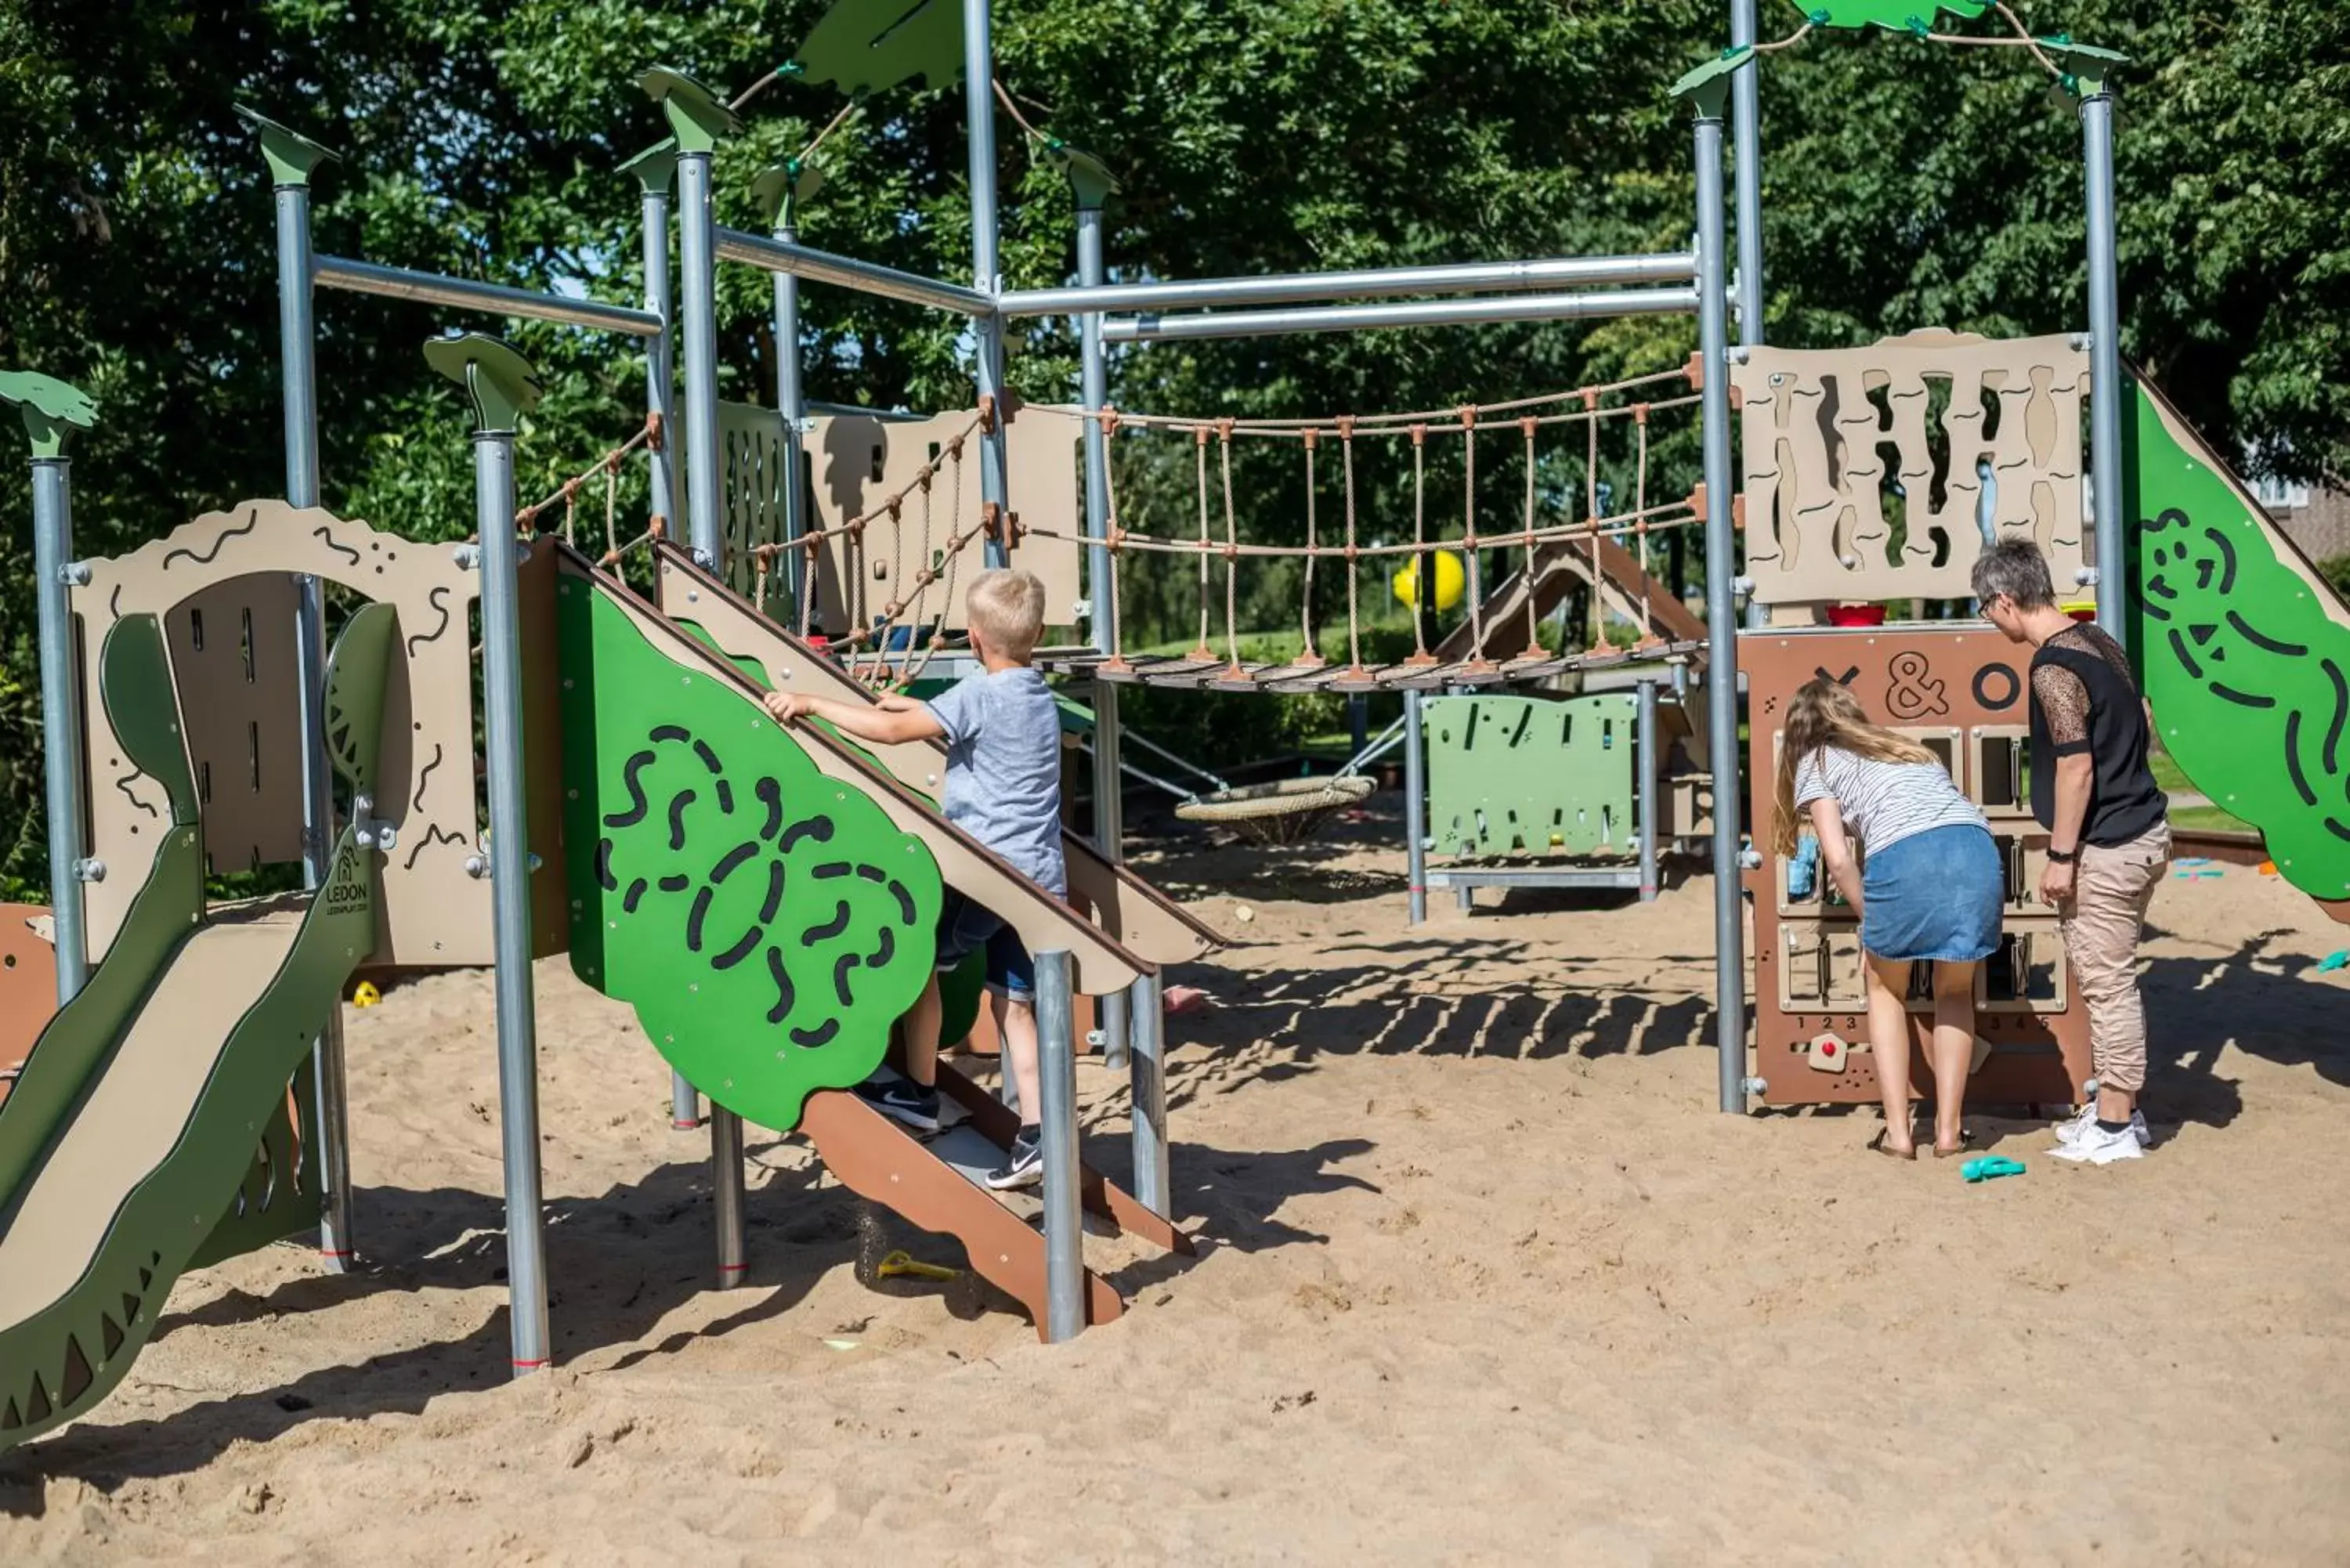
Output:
top-left (1404, 690), bottom-right (1428, 926)
top-left (638, 178), bottom-right (681, 528)
top-left (677, 152), bottom-right (724, 569)
top-left (1102, 287), bottom-right (1701, 344)
top-left (1730, 0), bottom-right (1765, 348)
top-left (712, 229), bottom-right (996, 319)
top-left (1636, 677), bottom-right (1661, 904)
top-left (1033, 948), bottom-right (1085, 1342)
top-left (1127, 970), bottom-right (1169, 1218)
top-left (1077, 204), bottom-right (1125, 869)
top-left (30, 459), bottom-right (87, 1000)
top-left (996, 251), bottom-right (1702, 316)
top-left (273, 177), bottom-right (358, 1270)
top-left (1695, 107), bottom-right (1750, 1115)
top-left (309, 255), bottom-right (664, 337)
top-left (471, 434), bottom-right (552, 1373)
top-left (2081, 89), bottom-right (2127, 649)
top-left (963, 0), bottom-right (1010, 568)
top-left (774, 219), bottom-right (808, 613)
top-left (631, 154), bottom-right (699, 1134)
top-left (675, 143), bottom-right (750, 1279)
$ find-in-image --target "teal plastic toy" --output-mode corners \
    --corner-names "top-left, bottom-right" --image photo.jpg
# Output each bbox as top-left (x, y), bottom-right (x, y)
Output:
top-left (1961, 1155), bottom-right (2026, 1183)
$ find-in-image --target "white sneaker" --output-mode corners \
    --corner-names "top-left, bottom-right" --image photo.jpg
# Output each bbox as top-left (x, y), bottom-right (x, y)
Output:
top-left (2052, 1122), bottom-right (2146, 1164)
top-left (2055, 1106), bottom-right (2149, 1148)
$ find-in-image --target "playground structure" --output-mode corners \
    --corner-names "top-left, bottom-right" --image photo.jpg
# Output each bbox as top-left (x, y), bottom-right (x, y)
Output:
top-left (5, 0), bottom-right (2350, 1455)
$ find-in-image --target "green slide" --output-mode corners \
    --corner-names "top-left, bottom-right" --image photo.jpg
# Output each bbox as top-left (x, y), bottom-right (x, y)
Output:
top-left (2126, 370), bottom-right (2350, 918)
top-left (0, 606), bottom-right (389, 1454)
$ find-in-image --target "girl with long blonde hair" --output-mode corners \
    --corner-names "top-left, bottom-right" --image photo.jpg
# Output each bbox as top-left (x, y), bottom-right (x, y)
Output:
top-left (1774, 678), bottom-right (2002, 1158)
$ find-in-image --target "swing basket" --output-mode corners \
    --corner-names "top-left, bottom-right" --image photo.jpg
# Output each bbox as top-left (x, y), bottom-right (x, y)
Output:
top-left (1176, 775), bottom-right (1376, 847)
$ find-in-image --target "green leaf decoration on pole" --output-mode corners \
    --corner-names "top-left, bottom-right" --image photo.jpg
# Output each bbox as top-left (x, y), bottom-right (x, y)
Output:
top-left (2042, 39), bottom-right (2129, 97)
top-left (559, 573), bottom-right (944, 1133)
top-left (1788, 0), bottom-right (1987, 30)
top-left (0, 370), bottom-right (97, 458)
top-left (798, 0), bottom-right (964, 96)
top-left (638, 67), bottom-right (739, 155)
top-left (1670, 47), bottom-right (1755, 118)
top-left (424, 334), bottom-right (542, 435)
top-left (1045, 144), bottom-right (1119, 212)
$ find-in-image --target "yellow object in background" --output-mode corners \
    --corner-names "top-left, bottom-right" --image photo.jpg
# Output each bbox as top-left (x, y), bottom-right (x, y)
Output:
top-left (352, 981), bottom-right (382, 1009)
top-left (1392, 551), bottom-right (1466, 612)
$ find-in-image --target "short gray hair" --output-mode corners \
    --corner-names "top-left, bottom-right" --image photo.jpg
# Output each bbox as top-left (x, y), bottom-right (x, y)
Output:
top-left (1970, 539), bottom-right (2058, 609)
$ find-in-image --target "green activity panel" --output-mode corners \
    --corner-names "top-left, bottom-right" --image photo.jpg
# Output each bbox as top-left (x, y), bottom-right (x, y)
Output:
top-left (2125, 376), bottom-right (2350, 905)
top-left (799, 0), bottom-right (963, 96)
top-left (559, 576), bottom-right (944, 1133)
top-left (1426, 694), bottom-right (1643, 859)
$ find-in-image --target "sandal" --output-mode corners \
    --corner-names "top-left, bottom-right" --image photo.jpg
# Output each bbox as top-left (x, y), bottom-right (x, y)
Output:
top-left (1870, 1131), bottom-right (1918, 1162)
top-left (1930, 1129), bottom-right (1976, 1159)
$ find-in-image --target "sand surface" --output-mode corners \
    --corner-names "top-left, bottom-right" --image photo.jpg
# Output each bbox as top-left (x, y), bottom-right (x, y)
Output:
top-left (4, 802), bottom-right (2348, 1565)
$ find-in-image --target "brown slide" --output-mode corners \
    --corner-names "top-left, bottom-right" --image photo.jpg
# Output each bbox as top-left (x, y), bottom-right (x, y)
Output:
top-left (1436, 532), bottom-right (1705, 663)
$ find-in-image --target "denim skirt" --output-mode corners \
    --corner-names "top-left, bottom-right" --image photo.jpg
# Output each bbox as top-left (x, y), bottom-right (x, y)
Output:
top-left (1860, 824), bottom-right (2003, 963)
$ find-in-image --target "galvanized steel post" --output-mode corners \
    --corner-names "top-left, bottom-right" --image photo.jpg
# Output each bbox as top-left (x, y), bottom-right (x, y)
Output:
top-left (2081, 89), bottom-right (2128, 649)
top-left (1127, 970), bottom-right (1170, 1218)
top-left (1637, 677), bottom-right (1661, 904)
top-left (774, 218), bottom-right (808, 612)
top-left (963, 0), bottom-right (1010, 568)
top-left (1404, 691), bottom-right (1428, 926)
top-left (27, 450), bottom-right (88, 1000)
top-left (1033, 949), bottom-right (1085, 1342)
top-left (257, 117), bottom-right (360, 1270)
top-left (651, 73), bottom-right (750, 1283)
top-left (433, 335), bottom-right (555, 1373)
top-left (1694, 96), bottom-right (1751, 1114)
top-left (1730, 0), bottom-right (1765, 347)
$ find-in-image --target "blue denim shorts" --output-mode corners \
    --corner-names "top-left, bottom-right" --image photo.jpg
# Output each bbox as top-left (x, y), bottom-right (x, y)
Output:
top-left (934, 891), bottom-right (1036, 1001)
top-left (1860, 824), bottom-right (2003, 963)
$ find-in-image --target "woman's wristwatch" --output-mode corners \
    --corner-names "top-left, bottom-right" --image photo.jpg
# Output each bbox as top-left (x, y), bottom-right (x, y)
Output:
top-left (2046, 845), bottom-right (2077, 864)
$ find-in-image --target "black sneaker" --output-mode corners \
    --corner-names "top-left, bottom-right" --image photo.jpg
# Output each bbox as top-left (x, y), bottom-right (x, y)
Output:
top-left (855, 1077), bottom-right (941, 1134)
top-left (984, 1130), bottom-right (1043, 1191)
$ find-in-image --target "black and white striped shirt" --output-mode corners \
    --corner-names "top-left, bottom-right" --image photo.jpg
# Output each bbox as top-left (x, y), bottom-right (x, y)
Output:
top-left (1793, 746), bottom-right (1987, 855)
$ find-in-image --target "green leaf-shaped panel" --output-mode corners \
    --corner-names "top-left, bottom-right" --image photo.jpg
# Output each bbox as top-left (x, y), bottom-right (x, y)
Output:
top-left (2126, 377), bottom-right (2350, 906)
top-left (799, 0), bottom-right (964, 96)
top-left (559, 571), bottom-right (943, 1133)
top-left (1788, 0), bottom-right (1988, 28)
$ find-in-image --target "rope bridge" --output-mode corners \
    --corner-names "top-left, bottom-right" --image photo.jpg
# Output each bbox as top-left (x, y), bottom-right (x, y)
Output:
top-left (527, 364), bottom-right (1712, 695)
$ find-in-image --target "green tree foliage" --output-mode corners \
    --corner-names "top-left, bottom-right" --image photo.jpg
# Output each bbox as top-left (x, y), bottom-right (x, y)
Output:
top-left (2, 0), bottom-right (2345, 891)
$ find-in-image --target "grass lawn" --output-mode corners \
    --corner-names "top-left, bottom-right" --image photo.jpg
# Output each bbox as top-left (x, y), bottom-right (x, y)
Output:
top-left (2149, 747), bottom-right (2254, 835)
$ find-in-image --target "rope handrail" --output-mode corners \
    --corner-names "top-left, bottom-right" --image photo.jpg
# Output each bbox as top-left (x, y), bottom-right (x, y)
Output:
top-left (746, 407), bottom-right (989, 559)
top-left (1020, 495), bottom-right (1701, 560)
top-left (515, 414), bottom-right (660, 534)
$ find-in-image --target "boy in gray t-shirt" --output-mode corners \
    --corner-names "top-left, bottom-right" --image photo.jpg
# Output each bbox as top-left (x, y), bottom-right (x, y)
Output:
top-left (761, 569), bottom-right (1065, 1190)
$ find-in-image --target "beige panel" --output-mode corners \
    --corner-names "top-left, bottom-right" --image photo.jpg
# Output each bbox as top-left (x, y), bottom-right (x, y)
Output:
top-left (0, 901), bottom-right (302, 1326)
top-left (651, 544), bottom-right (1217, 966)
top-left (75, 501), bottom-right (490, 968)
top-left (803, 398), bottom-right (1083, 638)
top-left (586, 557), bottom-right (1144, 996)
top-left (164, 575), bottom-right (305, 876)
top-left (1732, 331), bottom-right (2090, 606)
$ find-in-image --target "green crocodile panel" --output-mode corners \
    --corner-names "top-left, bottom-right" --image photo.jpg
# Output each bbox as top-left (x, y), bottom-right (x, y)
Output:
top-left (559, 573), bottom-right (944, 1133)
top-left (2126, 376), bottom-right (2350, 904)
top-left (1426, 693), bottom-right (1641, 859)
top-left (0, 598), bottom-right (389, 1451)
top-left (0, 828), bottom-right (376, 1451)
top-left (0, 618), bottom-right (203, 1212)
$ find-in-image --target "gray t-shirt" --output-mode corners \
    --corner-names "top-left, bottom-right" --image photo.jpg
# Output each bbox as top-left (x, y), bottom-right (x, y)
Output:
top-left (924, 667), bottom-right (1067, 897)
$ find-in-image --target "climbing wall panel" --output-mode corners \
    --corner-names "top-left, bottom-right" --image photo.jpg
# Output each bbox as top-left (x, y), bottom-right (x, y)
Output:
top-left (1426, 693), bottom-right (1643, 859)
top-left (1741, 626), bottom-right (2090, 1107)
top-left (1732, 331), bottom-right (2092, 607)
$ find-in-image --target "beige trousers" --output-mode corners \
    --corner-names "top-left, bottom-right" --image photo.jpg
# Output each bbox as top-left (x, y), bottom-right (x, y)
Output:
top-left (2058, 824), bottom-right (2171, 1094)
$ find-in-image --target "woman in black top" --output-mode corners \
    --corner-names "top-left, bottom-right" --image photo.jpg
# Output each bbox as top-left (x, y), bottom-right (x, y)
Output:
top-left (1976, 540), bottom-right (2171, 1165)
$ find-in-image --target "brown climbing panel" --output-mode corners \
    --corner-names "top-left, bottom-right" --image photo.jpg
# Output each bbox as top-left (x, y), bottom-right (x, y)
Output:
top-left (1741, 626), bottom-right (2090, 1107)
top-left (801, 398), bottom-right (1082, 636)
top-left (70, 501), bottom-right (562, 970)
top-left (798, 1088), bottom-right (1124, 1338)
top-left (1732, 331), bottom-right (2092, 608)
top-left (651, 542), bottom-right (1219, 967)
top-left (0, 905), bottom-right (56, 1107)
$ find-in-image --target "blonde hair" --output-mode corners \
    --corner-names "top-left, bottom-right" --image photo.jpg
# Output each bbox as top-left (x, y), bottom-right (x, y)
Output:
top-left (1770, 678), bottom-right (1939, 856)
top-left (966, 568), bottom-right (1047, 660)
